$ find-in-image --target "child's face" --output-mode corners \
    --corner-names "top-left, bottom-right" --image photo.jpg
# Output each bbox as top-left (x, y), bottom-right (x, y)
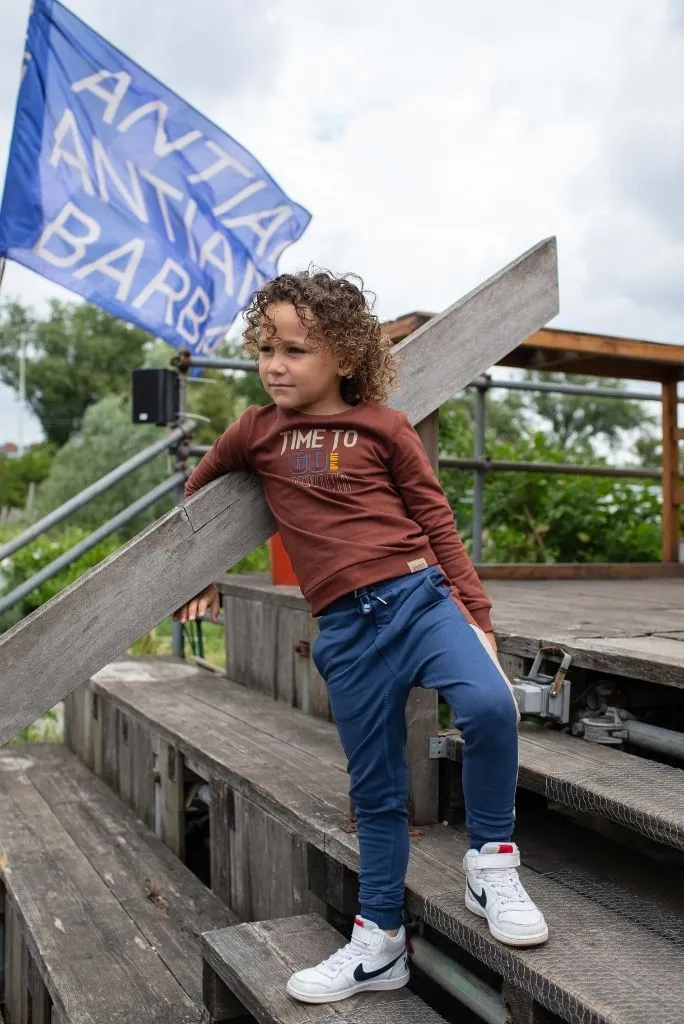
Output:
top-left (257, 302), bottom-right (349, 414)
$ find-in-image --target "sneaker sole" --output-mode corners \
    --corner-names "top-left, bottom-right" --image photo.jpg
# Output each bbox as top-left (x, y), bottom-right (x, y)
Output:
top-left (286, 972), bottom-right (410, 1004)
top-left (465, 892), bottom-right (549, 947)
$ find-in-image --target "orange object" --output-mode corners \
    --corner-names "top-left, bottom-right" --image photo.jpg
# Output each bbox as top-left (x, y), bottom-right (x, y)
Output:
top-left (269, 533), bottom-right (298, 585)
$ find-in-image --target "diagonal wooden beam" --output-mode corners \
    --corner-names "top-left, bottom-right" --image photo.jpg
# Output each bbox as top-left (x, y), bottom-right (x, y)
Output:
top-left (0, 237), bottom-right (558, 746)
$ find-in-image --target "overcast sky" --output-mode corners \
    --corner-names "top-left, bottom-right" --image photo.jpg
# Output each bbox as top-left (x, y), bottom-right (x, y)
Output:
top-left (1, 0), bottom-right (683, 445)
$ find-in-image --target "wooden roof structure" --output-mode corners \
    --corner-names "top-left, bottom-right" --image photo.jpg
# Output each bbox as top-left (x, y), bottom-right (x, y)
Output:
top-left (383, 315), bottom-right (684, 383)
top-left (383, 313), bottom-right (683, 566)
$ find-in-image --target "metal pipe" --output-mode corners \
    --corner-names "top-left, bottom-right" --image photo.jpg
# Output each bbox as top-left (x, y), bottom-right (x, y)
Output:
top-left (186, 355), bottom-right (257, 372)
top-left (179, 350), bottom-right (682, 405)
top-left (439, 457), bottom-right (662, 480)
top-left (471, 382), bottom-right (487, 561)
top-left (0, 472), bottom-right (185, 615)
top-left (624, 720), bottom-right (684, 760)
top-left (172, 379), bottom-right (189, 659)
top-left (0, 420), bottom-right (196, 563)
top-left (410, 936), bottom-right (507, 1024)
top-left (467, 376), bottom-right (669, 403)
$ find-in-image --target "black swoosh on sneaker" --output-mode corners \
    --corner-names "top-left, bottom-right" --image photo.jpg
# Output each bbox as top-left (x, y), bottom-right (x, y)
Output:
top-left (467, 880), bottom-right (487, 909)
top-left (353, 952), bottom-right (405, 983)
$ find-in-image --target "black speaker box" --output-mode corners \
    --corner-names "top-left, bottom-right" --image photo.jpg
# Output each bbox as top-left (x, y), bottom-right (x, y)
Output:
top-left (131, 368), bottom-right (180, 426)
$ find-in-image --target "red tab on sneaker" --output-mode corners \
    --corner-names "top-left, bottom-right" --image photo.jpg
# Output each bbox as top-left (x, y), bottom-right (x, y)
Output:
top-left (354, 917), bottom-right (365, 927)
top-left (498, 843), bottom-right (515, 853)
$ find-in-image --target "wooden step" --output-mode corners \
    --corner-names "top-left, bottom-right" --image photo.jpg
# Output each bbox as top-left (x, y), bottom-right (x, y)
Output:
top-left (201, 914), bottom-right (447, 1023)
top-left (438, 724), bottom-right (684, 851)
top-left (80, 660), bottom-right (684, 1024)
top-left (0, 743), bottom-right (237, 1024)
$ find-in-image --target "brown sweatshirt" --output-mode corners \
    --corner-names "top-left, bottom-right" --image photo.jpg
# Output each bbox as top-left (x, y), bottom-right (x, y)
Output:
top-left (184, 401), bottom-right (493, 631)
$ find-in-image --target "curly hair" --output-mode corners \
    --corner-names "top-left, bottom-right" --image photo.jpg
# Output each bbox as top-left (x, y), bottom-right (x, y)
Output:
top-left (242, 269), bottom-right (399, 405)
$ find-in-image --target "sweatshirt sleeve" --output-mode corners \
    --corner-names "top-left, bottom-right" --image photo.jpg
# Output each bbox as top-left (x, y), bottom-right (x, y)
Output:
top-left (184, 406), bottom-right (255, 499)
top-left (389, 411), bottom-right (493, 633)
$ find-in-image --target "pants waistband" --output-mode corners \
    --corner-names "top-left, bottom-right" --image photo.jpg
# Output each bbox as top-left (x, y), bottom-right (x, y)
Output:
top-left (318, 566), bottom-right (434, 616)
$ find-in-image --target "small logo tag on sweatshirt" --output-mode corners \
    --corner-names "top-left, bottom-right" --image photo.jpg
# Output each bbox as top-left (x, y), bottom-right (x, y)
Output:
top-left (407, 558), bottom-right (428, 573)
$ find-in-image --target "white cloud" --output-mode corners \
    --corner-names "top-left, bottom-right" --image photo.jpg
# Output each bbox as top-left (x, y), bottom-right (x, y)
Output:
top-left (1, 0), bottom-right (682, 445)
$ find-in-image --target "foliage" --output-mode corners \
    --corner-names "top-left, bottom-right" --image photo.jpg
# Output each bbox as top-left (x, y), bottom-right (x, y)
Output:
top-left (0, 442), bottom-right (57, 510)
top-left (10, 706), bottom-right (63, 745)
top-left (438, 389), bottom-right (664, 563)
top-left (523, 371), bottom-right (656, 451)
top-left (0, 299), bottom-right (152, 445)
top-left (31, 394), bottom-right (172, 539)
top-left (0, 526), bottom-right (122, 629)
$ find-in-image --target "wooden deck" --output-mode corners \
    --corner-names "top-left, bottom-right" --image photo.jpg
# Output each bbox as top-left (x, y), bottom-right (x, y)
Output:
top-left (486, 577), bottom-right (684, 688)
top-left (220, 574), bottom-right (684, 690)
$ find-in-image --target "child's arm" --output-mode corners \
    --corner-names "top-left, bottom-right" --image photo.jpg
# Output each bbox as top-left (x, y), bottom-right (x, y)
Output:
top-left (184, 406), bottom-right (254, 499)
top-left (390, 412), bottom-right (494, 634)
top-left (175, 408), bottom-right (254, 623)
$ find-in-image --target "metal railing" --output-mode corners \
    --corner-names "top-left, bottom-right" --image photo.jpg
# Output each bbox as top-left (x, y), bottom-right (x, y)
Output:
top-left (2, 346), bottom-right (678, 629)
top-left (182, 353), bottom-right (676, 562)
top-left (0, 420), bottom-right (195, 618)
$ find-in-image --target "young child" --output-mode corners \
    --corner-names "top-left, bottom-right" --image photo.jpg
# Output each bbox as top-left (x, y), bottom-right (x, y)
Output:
top-left (176, 270), bottom-right (548, 1005)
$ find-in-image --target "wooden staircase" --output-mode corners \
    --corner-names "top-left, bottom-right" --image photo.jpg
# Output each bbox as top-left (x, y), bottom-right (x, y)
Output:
top-left (56, 654), bottom-right (684, 1024)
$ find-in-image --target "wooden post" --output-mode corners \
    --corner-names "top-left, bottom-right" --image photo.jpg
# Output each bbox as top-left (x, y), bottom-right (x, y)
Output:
top-left (202, 961), bottom-right (247, 1023)
top-left (661, 379), bottom-right (682, 562)
top-left (154, 738), bottom-right (185, 859)
top-left (408, 412), bottom-right (441, 826)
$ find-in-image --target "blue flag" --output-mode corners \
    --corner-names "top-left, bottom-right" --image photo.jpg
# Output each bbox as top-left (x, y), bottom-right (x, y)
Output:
top-left (0, 0), bottom-right (311, 357)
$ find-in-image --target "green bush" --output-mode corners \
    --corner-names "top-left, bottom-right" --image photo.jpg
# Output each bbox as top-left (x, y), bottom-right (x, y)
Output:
top-left (0, 527), bottom-right (122, 629)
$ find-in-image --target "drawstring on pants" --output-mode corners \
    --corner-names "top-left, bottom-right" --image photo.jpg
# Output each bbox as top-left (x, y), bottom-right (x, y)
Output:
top-left (354, 588), bottom-right (389, 615)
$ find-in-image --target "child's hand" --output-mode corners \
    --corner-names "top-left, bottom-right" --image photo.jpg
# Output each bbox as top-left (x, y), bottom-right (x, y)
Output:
top-left (484, 631), bottom-right (498, 655)
top-left (173, 584), bottom-right (221, 624)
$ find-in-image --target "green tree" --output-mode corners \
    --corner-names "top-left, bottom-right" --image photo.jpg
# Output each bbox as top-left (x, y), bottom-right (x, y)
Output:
top-left (0, 443), bottom-right (56, 510)
top-left (0, 300), bottom-right (152, 446)
top-left (522, 371), bottom-right (656, 454)
top-left (31, 394), bottom-right (172, 539)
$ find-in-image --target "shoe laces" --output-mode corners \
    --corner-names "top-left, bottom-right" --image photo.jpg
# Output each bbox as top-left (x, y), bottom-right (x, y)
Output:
top-left (478, 867), bottom-right (529, 905)
top-left (317, 935), bottom-right (370, 977)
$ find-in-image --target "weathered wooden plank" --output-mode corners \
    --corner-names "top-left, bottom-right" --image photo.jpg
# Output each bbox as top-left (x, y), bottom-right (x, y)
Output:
top-left (274, 608), bottom-right (297, 706)
top-left (131, 718), bottom-right (156, 830)
top-left (479, 561), bottom-right (684, 580)
top-left (202, 959), bottom-right (246, 1023)
top-left (0, 238), bottom-right (557, 745)
top-left (388, 238), bottom-right (558, 421)
top-left (100, 696), bottom-right (118, 790)
top-left (117, 709), bottom-right (133, 809)
top-left (0, 765), bottom-right (202, 1023)
top-left (28, 957), bottom-right (51, 1024)
top-left (158, 737), bottom-right (185, 858)
top-left (292, 613), bottom-right (328, 719)
top-left (4, 898), bottom-right (28, 1024)
top-left (24, 749), bottom-right (235, 1011)
top-left (222, 594), bottom-right (237, 681)
top-left (201, 915), bottom-right (447, 1024)
top-left (209, 778), bottom-right (233, 907)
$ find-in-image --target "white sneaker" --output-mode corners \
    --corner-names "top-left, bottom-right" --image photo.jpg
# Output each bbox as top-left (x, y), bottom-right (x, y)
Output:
top-left (286, 916), bottom-right (410, 1004)
top-left (464, 842), bottom-right (549, 947)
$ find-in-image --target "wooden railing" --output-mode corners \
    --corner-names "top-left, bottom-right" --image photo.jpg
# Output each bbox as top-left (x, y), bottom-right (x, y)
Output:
top-left (0, 235), bottom-right (559, 818)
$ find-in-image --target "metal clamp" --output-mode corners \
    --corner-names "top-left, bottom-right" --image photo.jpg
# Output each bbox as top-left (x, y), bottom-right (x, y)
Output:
top-left (528, 645), bottom-right (572, 696)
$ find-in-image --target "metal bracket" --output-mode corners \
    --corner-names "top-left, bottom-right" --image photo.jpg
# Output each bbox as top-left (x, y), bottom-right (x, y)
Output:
top-left (573, 706), bottom-right (626, 746)
top-left (429, 737), bottom-right (447, 759)
top-left (512, 645), bottom-right (572, 723)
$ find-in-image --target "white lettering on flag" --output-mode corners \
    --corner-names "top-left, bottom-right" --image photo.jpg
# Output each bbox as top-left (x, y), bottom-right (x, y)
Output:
top-left (74, 238), bottom-right (145, 301)
top-left (132, 258), bottom-right (191, 325)
top-left (50, 109), bottom-right (95, 195)
top-left (35, 201), bottom-right (101, 267)
top-left (71, 70), bottom-right (132, 124)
